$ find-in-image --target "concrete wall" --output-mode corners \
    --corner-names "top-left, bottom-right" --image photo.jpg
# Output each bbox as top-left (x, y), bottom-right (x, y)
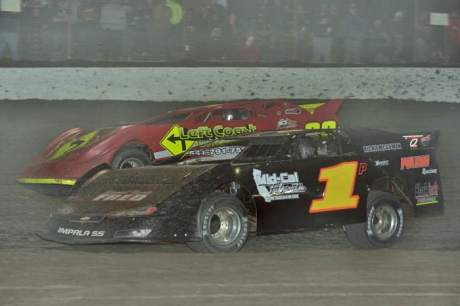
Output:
top-left (1, 67), bottom-right (459, 103)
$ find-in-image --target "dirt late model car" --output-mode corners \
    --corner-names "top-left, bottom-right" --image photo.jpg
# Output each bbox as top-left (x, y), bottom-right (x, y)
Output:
top-left (17, 99), bottom-right (341, 191)
top-left (37, 127), bottom-right (443, 253)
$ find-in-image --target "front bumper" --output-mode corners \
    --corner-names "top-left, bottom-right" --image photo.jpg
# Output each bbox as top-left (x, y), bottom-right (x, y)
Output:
top-left (36, 213), bottom-right (201, 245)
top-left (18, 154), bottom-right (111, 186)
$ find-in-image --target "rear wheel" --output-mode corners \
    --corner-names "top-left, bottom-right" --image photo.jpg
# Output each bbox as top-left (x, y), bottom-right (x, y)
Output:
top-left (187, 193), bottom-right (249, 253)
top-left (345, 191), bottom-right (404, 249)
top-left (111, 147), bottom-right (151, 169)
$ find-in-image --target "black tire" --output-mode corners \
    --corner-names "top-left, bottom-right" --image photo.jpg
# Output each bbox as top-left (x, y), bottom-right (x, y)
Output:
top-left (344, 191), bottom-right (404, 249)
top-left (187, 193), bottom-right (249, 253)
top-left (110, 147), bottom-right (151, 169)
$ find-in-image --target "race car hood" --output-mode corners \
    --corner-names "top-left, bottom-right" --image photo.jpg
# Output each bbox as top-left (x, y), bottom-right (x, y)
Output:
top-left (62, 164), bottom-right (219, 216)
top-left (36, 125), bottom-right (136, 163)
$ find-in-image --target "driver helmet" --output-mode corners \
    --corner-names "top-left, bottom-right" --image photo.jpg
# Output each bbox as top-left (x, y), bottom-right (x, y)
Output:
top-left (298, 138), bottom-right (316, 158)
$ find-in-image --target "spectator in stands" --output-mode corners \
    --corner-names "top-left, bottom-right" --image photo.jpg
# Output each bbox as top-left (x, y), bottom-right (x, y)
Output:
top-left (147, 0), bottom-right (171, 60)
top-left (182, 7), bottom-right (202, 60)
top-left (125, 1), bottom-right (150, 61)
top-left (367, 19), bottom-right (389, 64)
top-left (261, 33), bottom-right (285, 61)
top-left (415, 10), bottom-right (434, 42)
top-left (328, 3), bottom-right (342, 62)
top-left (0, 11), bottom-right (21, 61)
top-left (222, 11), bottom-right (242, 60)
top-left (445, 11), bottom-right (460, 64)
top-left (99, 0), bottom-right (127, 60)
top-left (207, 0), bottom-right (227, 26)
top-left (386, 11), bottom-right (406, 45)
top-left (386, 11), bottom-right (409, 64)
top-left (293, 3), bottom-right (312, 61)
top-left (165, 0), bottom-right (184, 59)
top-left (389, 36), bottom-right (409, 64)
top-left (239, 30), bottom-right (262, 61)
top-left (413, 36), bottom-right (431, 63)
top-left (310, 4), bottom-right (334, 63)
top-left (77, 0), bottom-right (102, 61)
top-left (207, 27), bottom-right (226, 60)
top-left (40, 0), bottom-right (68, 61)
top-left (339, 3), bottom-right (368, 64)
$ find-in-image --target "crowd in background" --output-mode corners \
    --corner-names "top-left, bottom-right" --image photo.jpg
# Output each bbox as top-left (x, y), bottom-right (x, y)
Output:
top-left (1, 0), bottom-right (460, 64)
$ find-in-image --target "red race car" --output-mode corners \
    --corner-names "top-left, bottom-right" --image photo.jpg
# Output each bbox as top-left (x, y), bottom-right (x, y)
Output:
top-left (17, 99), bottom-right (341, 190)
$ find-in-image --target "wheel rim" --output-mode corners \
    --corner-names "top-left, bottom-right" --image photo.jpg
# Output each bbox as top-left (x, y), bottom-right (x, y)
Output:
top-left (371, 204), bottom-right (398, 240)
top-left (119, 157), bottom-right (146, 169)
top-left (207, 207), bottom-right (241, 246)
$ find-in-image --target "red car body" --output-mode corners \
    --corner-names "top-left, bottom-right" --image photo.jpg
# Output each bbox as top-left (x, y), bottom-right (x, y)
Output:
top-left (17, 99), bottom-right (342, 187)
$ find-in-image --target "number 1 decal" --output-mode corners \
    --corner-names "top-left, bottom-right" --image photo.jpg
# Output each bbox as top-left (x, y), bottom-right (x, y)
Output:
top-left (309, 161), bottom-right (360, 213)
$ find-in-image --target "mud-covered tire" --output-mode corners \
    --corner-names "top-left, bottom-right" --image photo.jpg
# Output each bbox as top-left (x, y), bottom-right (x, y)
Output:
top-left (345, 191), bottom-right (404, 249)
top-left (110, 148), bottom-right (151, 169)
top-left (187, 193), bottom-right (249, 253)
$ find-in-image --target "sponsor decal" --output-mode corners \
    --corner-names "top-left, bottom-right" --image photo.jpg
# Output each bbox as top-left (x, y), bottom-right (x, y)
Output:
top-left (277, 118), bottom-right (297, 129)
top-left (80, 216), bottom-right (91, 221)
top-left (285, 108), bottom-right (301, 115)
top-left (57, 228), bottom-right (105, 237)
top-left (358, 163), bottom-right (367, 175)
top-left (48, 130), bottom-right (99, 161)
top-left (276, 111), bottom-right (281, 116)
top-left (375, 160), bottom-right (389, 166)
top-left (299, 103), bottom-right (326, 115)
top-left (188, 146), bottom-right (244, 157)
top-left (422, 168), bottom-right (438, 175)
top-left (401, 155), bottom-right (430, 170)
top-left (92, 190), bottom-right (152, 201)
top-left (403, 135), bottom-right (423, 148)
top-left (363, 143), bottom-right (402, 153)
top-left (415, 181), bottom-right (439, 205)
top-left (161, 124), bottom-right (257, 156)
top-left (403, 134), bottom-right (431, 148)
top-left (253, 169), bottom-right (306, 202)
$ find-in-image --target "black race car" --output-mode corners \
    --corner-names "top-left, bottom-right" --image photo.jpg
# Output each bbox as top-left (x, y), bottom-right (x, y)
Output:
top-left (37, 128), bottom-right (443, 253)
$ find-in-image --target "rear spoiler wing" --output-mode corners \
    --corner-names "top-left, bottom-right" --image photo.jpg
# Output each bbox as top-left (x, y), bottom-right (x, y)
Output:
top-left (400, 131), bottom-right (440, 149)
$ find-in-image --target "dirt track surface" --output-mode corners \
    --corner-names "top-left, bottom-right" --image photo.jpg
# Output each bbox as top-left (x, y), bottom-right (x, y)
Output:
top-left (0, 99), bottom-right (459, 306)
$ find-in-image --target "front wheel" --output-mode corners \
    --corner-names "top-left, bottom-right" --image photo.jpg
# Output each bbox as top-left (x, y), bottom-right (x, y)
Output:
top-left (187, 193), bottom-right (249, 253)
top-left (344, 191), bottom-right (404, 249)
top-left (111, 147), bottom-right (151, 169)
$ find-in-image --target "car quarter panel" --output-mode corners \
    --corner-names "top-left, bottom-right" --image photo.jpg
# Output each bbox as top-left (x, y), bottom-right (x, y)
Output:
top-left (344, 128), bottom-right (444, 216)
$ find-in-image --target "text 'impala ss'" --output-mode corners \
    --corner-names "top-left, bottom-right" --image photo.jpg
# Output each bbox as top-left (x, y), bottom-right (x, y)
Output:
top-left (17, 99), bottom-right (341, 194)
top-left (37, 128), bottom-right (443, 253)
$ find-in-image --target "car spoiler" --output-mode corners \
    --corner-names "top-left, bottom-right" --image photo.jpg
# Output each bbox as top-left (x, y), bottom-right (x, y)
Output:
top-left (400, 131), bottom-right (440, 149)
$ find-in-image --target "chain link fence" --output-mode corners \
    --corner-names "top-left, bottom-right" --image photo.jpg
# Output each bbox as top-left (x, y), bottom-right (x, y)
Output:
top-left (1, 0), bottom-right (459, 64)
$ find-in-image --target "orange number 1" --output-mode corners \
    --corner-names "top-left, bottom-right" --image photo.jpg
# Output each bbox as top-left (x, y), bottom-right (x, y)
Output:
top-left (309, 161), bottom-right (360, 213)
